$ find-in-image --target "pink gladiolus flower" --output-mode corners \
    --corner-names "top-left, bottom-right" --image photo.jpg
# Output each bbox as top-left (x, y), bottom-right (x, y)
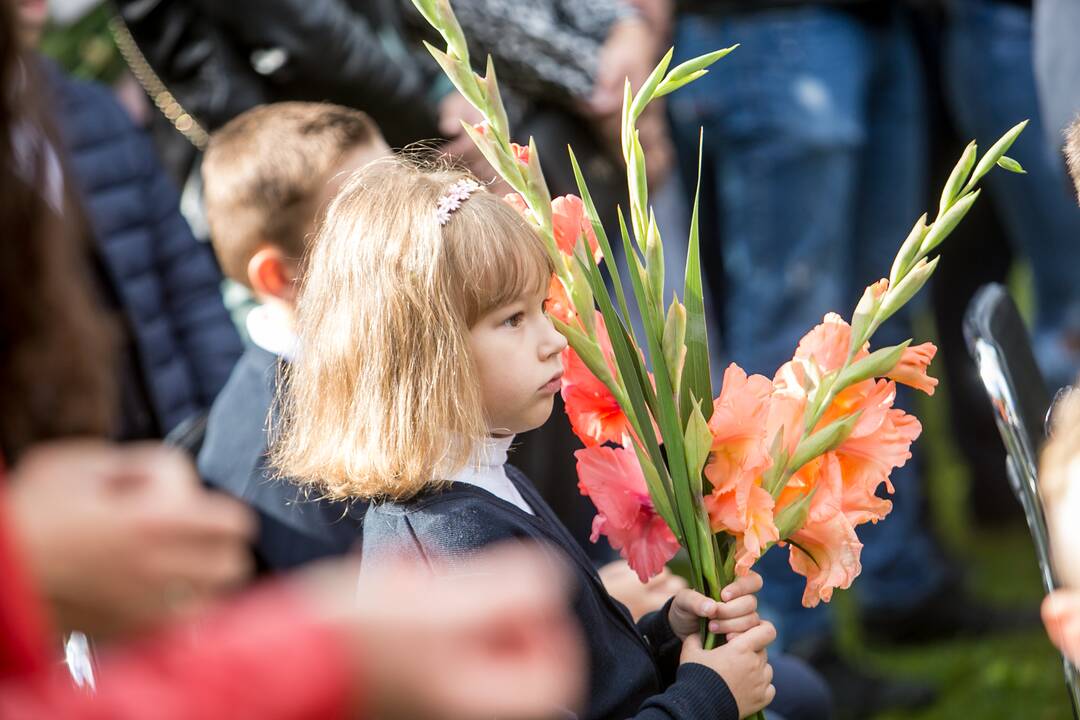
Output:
top-left (576, 445), bottom-right (680, 582)
top-left (552, 195), bottom-right (602, 263)
top-left (703, 364), bottom-right (778, 575)
top-left (886, 342), bottom-right (938, 396)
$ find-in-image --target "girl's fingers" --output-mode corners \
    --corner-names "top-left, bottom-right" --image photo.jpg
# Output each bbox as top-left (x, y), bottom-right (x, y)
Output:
top-left (711, 594), bottom-right (757, 620)
top-left (720, 571), bottom-right (763, 601)
top-left (708, 613), bottom-right (760, 635)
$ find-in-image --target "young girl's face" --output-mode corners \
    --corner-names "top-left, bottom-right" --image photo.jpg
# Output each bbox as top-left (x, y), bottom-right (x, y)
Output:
top-left (469, 288), bottom-right (567, 436)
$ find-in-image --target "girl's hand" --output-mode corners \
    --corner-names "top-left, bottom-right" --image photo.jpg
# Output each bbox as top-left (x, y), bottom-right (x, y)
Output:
top-left (668, 572), bottom-right (763, 640)
top-left (680, 623), bottom-right (776, 717)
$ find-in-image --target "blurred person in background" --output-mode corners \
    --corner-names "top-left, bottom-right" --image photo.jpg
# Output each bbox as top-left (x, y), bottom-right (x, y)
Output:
top-left (18, 0), bottom-right (243, 441)
top-left (663, 0), bottom-right (1031, 716)
top-left (0, 1), bottom-right (586, 712)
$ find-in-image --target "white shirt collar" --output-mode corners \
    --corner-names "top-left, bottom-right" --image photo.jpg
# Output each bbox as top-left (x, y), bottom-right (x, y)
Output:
top-left (246, 304), bottom-right (299, 361)
top-left (446, 435), bottom-right (533, 515)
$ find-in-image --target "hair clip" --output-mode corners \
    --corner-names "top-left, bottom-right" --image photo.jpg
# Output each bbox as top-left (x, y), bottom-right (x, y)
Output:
top-left (436, 179), bottom-right (481, 226)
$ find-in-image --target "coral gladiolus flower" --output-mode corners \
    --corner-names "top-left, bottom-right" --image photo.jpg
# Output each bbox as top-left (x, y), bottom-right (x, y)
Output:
top-left (785, 454), bottom-right (863, 607)
top-left (576, 445), bottom-right (679, 582)
top-left (561, 346), bottom-right (633, 447)
top-left (552, 195), bottom-right (602, 263)
top-left (703, 364), bottom-right (777, 575)
top-left (886, 342), bottom-right (938, 396)
top-left (510, 142), bottom-right (530, 165)
top-left (561, 312), bottom-right (643, 447)
top-left (545, 275), bottom-right (576, 326)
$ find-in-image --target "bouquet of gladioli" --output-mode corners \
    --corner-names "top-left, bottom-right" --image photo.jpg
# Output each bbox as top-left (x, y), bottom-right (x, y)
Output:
top-left (412, 0), bottom-right (1025, 644)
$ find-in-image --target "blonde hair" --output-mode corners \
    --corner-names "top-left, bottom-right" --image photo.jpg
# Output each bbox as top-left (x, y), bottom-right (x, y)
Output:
top-left (202, 102), bottom-right (384, 286)
top-left (1067, 117), bottom-right (1080, 203)
top-left (271, 158), bottom-right (553, 501)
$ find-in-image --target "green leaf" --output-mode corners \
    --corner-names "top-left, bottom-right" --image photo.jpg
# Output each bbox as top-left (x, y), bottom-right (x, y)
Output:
top-left (997, 155), bottom-right (1027, 174)
top-left (628, 130), bottom-right (649, 242)
top-left (684, 399), bottom-right (713, 494)
top-left (938, 141), bottom-right (977, 219)
top-left (568, 147), bottom-right (635, 335)
top-left (653, 70), bottom-right (708, 99)
top-left (630, 440), bottom-right (679, 542)
top-left (645, 210), bottom-right (665, 315)
top-left (409, 0), bottom-right (440, 28)
top-left (435, 0), bottom-right (470, 62)
top-left (919, 190), bottom-right (980, 257)
top-left (424, 41), bottom-right (484, 110)
top-left (776, 487), bottom-right (818, 540)
top-left (482, 55), bottom-right (510, 143)
top-left (762, 430), bottom-right (790, 497)
top-left (680, 129), bottom-right (713, 426)
top-left (663, 297), bottom-right (688, 394)
top-left (524, 136), bottom-right (551, 227)
top-left (629, 47), bottom-right (674, 123)
top-left (461, 120), bottom-right (523, 192)
top-left (961, 119), bottom-right (1029, 195)
top-left (835, 341), bottom-right (911, 391)
top-left (849, 283), bottom-right (883, 357)
top-left (660, 45), bottom-right (738, 86)
top-left (876, 256), bottom-right (939, 328)
top-left (788, 412), bottom-right (861, 475)
top-left (888, 213), bottom-right (929, 287)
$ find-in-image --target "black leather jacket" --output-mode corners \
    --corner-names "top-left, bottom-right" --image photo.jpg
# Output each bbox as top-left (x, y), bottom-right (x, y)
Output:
top-left (114, 0), bottom-right (441, 147)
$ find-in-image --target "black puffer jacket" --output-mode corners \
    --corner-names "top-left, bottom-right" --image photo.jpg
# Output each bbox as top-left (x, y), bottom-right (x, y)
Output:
top-left (113, 0), bottom-right (441, 147)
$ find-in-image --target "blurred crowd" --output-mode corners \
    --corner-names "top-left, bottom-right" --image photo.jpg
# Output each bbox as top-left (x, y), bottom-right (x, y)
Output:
top-left (4, 0), bottom-right (1080, 718)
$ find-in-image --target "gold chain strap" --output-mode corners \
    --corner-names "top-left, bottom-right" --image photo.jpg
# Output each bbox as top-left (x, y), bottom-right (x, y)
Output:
top-left (107, 14), bottom-right (209, 150)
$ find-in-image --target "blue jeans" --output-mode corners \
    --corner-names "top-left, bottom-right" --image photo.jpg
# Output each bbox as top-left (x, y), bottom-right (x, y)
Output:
top-left (946, 0), bottom-right (1080, 391)
top-left (668, 6), bottom-right (947, 648)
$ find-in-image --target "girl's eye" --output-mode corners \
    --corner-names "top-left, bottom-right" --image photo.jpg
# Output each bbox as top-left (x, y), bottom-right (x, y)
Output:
top-left (503, 312), bottom-right (525, 328)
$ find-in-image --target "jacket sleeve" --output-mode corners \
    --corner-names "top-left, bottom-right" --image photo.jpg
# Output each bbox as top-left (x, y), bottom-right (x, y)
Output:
top-left (192, 0), bottom-right (441, 145)
top-left (634, 600), bottom-right (740, 720)
top-left (0, 587), bottom-right (355, 720)
top-left (633, 663), bottom-right (740, 720)
top-left (137, 125), bottom-right (243, 409)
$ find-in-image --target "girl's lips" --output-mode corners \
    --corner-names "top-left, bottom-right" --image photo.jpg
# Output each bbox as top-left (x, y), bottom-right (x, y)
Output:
top-left (540, 373), bottom-right (564, 394)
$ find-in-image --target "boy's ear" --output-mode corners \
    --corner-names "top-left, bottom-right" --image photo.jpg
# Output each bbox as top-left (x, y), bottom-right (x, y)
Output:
top-left (247, 245), bottom-right (298, 303)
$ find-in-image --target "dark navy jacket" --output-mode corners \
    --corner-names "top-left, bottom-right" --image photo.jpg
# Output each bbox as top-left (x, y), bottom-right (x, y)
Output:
top-left (198, 345), bottom-right (366, 572)
top-left (360, 468), bottom-right (740, 720)
top-left (48, 64), bottom-right (243, 435)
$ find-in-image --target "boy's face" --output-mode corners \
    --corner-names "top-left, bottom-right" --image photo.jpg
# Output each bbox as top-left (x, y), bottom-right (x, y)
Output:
top-left (468, 289), bottom-right (567, 436)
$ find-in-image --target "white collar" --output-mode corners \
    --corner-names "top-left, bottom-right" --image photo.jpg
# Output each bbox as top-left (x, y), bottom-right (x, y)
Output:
top-left (246, 304), bottom-right (299, 361)
top-left (446, 435), bottom-right (533, 515)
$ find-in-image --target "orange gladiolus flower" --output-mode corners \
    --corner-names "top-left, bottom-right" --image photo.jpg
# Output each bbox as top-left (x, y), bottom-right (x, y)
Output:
top-left (886, 342), bottom-right (938, 396)
top-left (784, 454), bottom-right (863, 607)
top-left (703, 364), bottom-right (778, 575)
top-left (576, 445), bottom-right (680, 582)
top-left (552, 195), bottom-right (602, 263)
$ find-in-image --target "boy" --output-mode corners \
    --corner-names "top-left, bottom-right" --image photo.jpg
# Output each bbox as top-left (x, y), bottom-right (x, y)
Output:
top-left (197, 102), bottom-right (390, 572)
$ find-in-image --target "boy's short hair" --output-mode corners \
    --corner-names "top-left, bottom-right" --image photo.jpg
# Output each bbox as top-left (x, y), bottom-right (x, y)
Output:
top-left (202, 102), bottom-right (383, 286)
top-left (1066, 117), bottom-right (1080, 202)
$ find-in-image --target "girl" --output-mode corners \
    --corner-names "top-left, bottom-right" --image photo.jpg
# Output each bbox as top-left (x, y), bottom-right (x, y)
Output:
top-left (274, 159), bottom-right (831, 720)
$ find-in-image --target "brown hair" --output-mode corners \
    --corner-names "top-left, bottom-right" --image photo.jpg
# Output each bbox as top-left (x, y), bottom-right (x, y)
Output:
top-left (271, 158), bottom-right (552, 501)
top-left (201, 102), bottom-right (385, 286)
top-left (0, 0), bottom-right (117, 460)
top-left (1066, 117), bottom-right (1080, 203)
